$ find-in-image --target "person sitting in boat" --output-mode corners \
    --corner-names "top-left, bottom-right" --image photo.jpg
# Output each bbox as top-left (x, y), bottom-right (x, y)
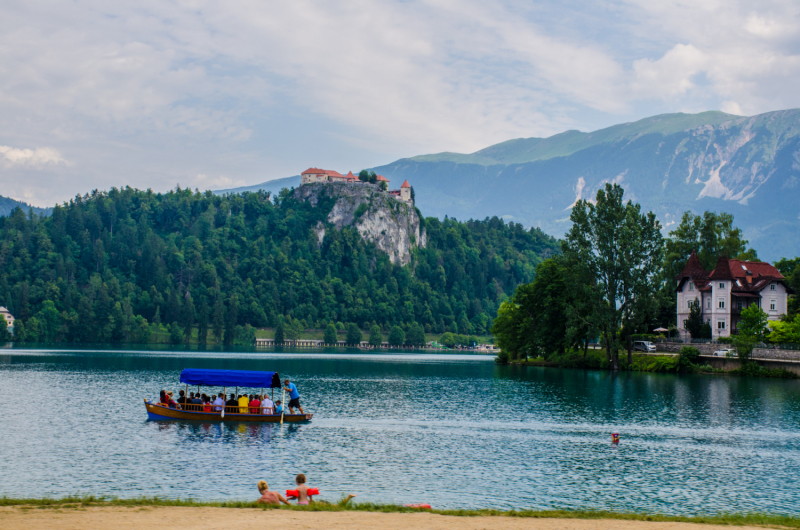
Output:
top-left (261, 394), bottom-right (274, 415)
top-left (203, 396), bottom-right (212, 412)
top-left (213, 393), bottom-right (225, 412)
top-left (283, 379), bottom-right (304, 415)
top-left (257, 480), bottom-right (290, 505)
top-left (238, 393), bottom-right (249, 414)
top-left (192, 393), bottom-right (203, 410)
top-left (274, 400), bottom-right (283, 416)
top-left (249, 394), bottom-right (261, 414)
top-left (165, 391), bottom-right (179, 409)
top-left (177, 390), bottom-right (188, 408)
top-left (225, 393), bottom-right (238, 413)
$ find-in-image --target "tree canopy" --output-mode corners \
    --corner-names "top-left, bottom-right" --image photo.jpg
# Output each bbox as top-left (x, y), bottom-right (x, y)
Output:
top-left (0, 185), bottom-right (558, 344)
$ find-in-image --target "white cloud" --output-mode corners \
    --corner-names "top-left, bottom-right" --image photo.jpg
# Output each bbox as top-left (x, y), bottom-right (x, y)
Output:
top-left (0, 145), bottom-right (66, 167)
top-left (2, 0), bottom-right (800, 205)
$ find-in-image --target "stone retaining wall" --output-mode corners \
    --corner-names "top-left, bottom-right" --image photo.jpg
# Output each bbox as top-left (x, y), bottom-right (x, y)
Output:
top-left (656, 342), bottom-right (800, 361)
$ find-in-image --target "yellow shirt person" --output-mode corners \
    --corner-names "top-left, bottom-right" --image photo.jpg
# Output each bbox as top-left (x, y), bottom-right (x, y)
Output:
top-left (238, 395), bottom-right (249, 413)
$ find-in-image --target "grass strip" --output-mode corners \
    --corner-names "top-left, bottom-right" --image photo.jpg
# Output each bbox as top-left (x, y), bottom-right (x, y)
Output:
top-left (1, 496), bottom-right (799, 528)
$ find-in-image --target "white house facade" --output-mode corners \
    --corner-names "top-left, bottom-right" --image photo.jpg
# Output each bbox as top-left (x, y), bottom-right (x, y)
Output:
top-left (676, 252), bottom-right (792, 339)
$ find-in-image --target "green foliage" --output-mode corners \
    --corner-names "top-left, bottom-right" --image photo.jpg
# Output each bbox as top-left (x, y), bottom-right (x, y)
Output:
top-left (388, 325), bottom-right (404, 346)
top-left (664, 211), bottom-right (757, 280)
top-left (273, 321), bottom-right (285, 345)
top-left (169, 322), bottom-right (184, 345)
top-left (368, 325), bottom-right (383, 346)
top-left (346, 323), bottom-right (362, 345)
top-left (775, 257), bottom-right (800, 317)
top-left (768, 314), bottom-right (800, 343)
top-left (732, 334), bottom-right (758, 363)
top-left (684, 299), bottom-right (711, 339)
top-left (405, 322), bottom-right (425, 346)
top-left (353, 203), bottom-right (368, 219)
top-left (739, 305), bottom-right (769, 340)
top-left (677, 346), bottom-right (700, 372)
top-left (324, 323), bottom-right (338, 345)
top-left (0, 318), bottom-right (10, 341)
top-left (0, 186), bottom-right (557, 344)
top-left (732, 363), bottom-right (798, 379)
top-left (562, 183), bottom-right (663, 369)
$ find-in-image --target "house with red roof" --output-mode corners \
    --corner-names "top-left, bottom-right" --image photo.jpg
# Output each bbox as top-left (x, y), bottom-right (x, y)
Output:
top-left (300, 168), bottom-right (413, 204)
top-left (676, 251), bottom-right (794, 338)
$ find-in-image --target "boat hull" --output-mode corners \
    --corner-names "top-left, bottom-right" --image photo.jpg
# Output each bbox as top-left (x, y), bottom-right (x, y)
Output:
top-left (144, 400), bottom-right (313, 423)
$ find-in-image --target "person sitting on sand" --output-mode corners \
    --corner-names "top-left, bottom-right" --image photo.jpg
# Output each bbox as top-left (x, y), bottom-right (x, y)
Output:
top-left (291, 474), bottom-right (356, 506)
top-left (293, 473), bottom-right (311, 505)
top-left (257, 480), bottom-right (290, 505)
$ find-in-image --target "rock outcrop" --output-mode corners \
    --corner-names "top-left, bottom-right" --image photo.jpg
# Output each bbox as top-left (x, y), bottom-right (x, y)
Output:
top-left (293, 182), bottom-right (426, 266)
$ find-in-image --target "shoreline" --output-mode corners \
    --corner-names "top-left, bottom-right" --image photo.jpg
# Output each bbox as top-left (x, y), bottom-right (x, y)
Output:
top-left (1, 497), bottom-right (800, 529)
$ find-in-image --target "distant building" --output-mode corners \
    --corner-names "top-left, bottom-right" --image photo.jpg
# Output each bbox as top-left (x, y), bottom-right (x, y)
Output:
top-left (300, 167), bottom-right (413, 204)
top-left (676, 251), bottom-right (794, 338)
top-left (0, 307), bottom-right (14, 334)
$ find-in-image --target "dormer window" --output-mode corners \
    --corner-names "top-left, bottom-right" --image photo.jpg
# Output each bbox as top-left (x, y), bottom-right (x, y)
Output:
top-left (688, 281), bottom-right (694, 291)
top-left (719, 282), bottom-right (725, 289)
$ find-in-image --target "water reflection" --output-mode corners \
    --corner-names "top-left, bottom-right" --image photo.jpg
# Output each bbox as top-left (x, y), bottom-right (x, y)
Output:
top-left (1, 349), bottom-right (799, 514)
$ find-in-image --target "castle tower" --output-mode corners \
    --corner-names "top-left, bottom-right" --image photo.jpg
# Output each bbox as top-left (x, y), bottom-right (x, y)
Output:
top-left (400, 180), bottom-right (412, 202)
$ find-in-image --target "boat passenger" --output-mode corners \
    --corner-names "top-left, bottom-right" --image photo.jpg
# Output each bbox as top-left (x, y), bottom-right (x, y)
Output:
top-left (165, 391), bottom-right (179, 409)
top-left (283, 379), bottom-right (304, 415)
top-left (274, 400), bottom-right (283, 416)
top-left (261, 395), bottom-right (275, 415)
top-left (192, 393), bottom-right (203, 410)
top-left (214, 393), bottom-right (225, 412)
top-left (203, 396), bottom-right (212, 412)
top-left (226, 394), bottom-right (238, 413)
top-left (177, 390), bottom-right (188, 408)
top-left (249, 395), bottom-right (261, 414)
top-left (256, 480), bottom-right (290, 505)
top-left (238, 393), bottom-right (249, 413)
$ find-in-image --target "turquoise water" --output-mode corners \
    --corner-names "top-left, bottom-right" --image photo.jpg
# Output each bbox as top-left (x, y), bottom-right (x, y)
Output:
top-left (2, 347), bottom-right (800, 513)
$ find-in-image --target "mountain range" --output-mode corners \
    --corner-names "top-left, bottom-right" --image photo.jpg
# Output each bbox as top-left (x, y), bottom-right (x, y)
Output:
top-left (219, 109), bottom-right (800, 262)
top-left (0, 195), bottom-right (52, 217)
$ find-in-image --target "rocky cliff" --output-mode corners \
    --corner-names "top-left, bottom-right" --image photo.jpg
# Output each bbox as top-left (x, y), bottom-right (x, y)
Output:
top-left (292, 182), bottom-right (426, 266)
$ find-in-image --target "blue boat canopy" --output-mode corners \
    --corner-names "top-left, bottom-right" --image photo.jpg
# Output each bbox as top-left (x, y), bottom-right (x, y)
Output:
top-left (179, 369), bottom-right (281, 388)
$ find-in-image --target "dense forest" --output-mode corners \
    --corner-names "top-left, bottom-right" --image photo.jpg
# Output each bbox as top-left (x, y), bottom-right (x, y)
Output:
top-left (0, 186), bottom-right (558, 344)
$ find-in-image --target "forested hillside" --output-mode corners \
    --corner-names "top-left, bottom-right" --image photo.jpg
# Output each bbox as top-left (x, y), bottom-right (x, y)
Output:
top-left (0, 186), bottom-right (558, 344)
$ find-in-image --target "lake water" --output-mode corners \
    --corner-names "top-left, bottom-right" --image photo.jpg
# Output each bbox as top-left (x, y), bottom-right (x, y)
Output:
top-left (2, 347), bottom-right (800, 514)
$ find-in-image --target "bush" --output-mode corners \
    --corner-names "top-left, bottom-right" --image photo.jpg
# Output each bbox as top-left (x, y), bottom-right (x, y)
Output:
top-left (354, 203), bottom-right (368, 219)
top-left (678, 346), bottom-right (700, 372)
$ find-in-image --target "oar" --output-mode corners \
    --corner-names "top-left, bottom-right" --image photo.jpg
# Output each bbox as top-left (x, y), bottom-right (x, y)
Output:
top-left (221, 387), bottom-right (226, 418)
top-left (280, 386), bottom-right (286, 425)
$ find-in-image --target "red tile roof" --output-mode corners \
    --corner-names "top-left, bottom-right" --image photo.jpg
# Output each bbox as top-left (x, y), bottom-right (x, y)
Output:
top-left (376, 175), bottom-right (389, 182)
top-left (301, 168), bottom-right (345, 178)
top-left (708, 256), bottom-right (784, 280)
top-left (401, 180), bottom-right (411, 188)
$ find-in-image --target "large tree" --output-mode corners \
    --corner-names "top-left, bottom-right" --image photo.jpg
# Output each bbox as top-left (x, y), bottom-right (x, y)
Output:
top-left (562, 183), bottom-right (663, 370)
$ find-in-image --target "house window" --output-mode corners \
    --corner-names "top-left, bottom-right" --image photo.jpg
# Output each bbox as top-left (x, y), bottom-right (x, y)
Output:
top-left (737, 300), bottom-right (743, 310)
top-left (689, 281), bottom-right (694, 291)
top-left (770, 299), bottom-right (776, 311)
top-left (687, 300), bottom-right (692, 309)
top-left (718, 298), bottom-right (725, 309)
top-left (770, 283), bottom-right (776, 291)
top-left (706, 299), bottom-right (711, 309)
top-left (717, 320), bottom-right (726, 330)
top-left (719, 282), bottom-right (725, 289)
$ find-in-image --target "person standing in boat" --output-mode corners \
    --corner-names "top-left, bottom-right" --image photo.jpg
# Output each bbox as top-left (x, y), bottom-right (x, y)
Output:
top-left (283, 378), bottom-right (304, 415)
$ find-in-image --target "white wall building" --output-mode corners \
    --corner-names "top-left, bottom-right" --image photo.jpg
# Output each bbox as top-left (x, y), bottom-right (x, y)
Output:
top-left (676, 252), bottom-right (792, 339)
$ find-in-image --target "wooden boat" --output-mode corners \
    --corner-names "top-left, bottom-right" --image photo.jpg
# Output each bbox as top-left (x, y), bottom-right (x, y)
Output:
top-left (144, 368), bottom-right (313, 423)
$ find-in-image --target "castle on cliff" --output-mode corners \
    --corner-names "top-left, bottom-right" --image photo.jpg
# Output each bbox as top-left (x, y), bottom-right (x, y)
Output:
top-left (301, 168), bottom-right (412, 204)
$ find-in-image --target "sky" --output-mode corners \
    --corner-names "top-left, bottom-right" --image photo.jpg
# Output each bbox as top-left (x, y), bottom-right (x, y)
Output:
top-left (1, 0), bottom-right (800, 207)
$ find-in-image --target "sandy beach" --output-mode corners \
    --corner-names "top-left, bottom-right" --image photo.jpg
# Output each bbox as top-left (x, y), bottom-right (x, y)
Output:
top-left (0, 506), bottom-right (775, 530)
